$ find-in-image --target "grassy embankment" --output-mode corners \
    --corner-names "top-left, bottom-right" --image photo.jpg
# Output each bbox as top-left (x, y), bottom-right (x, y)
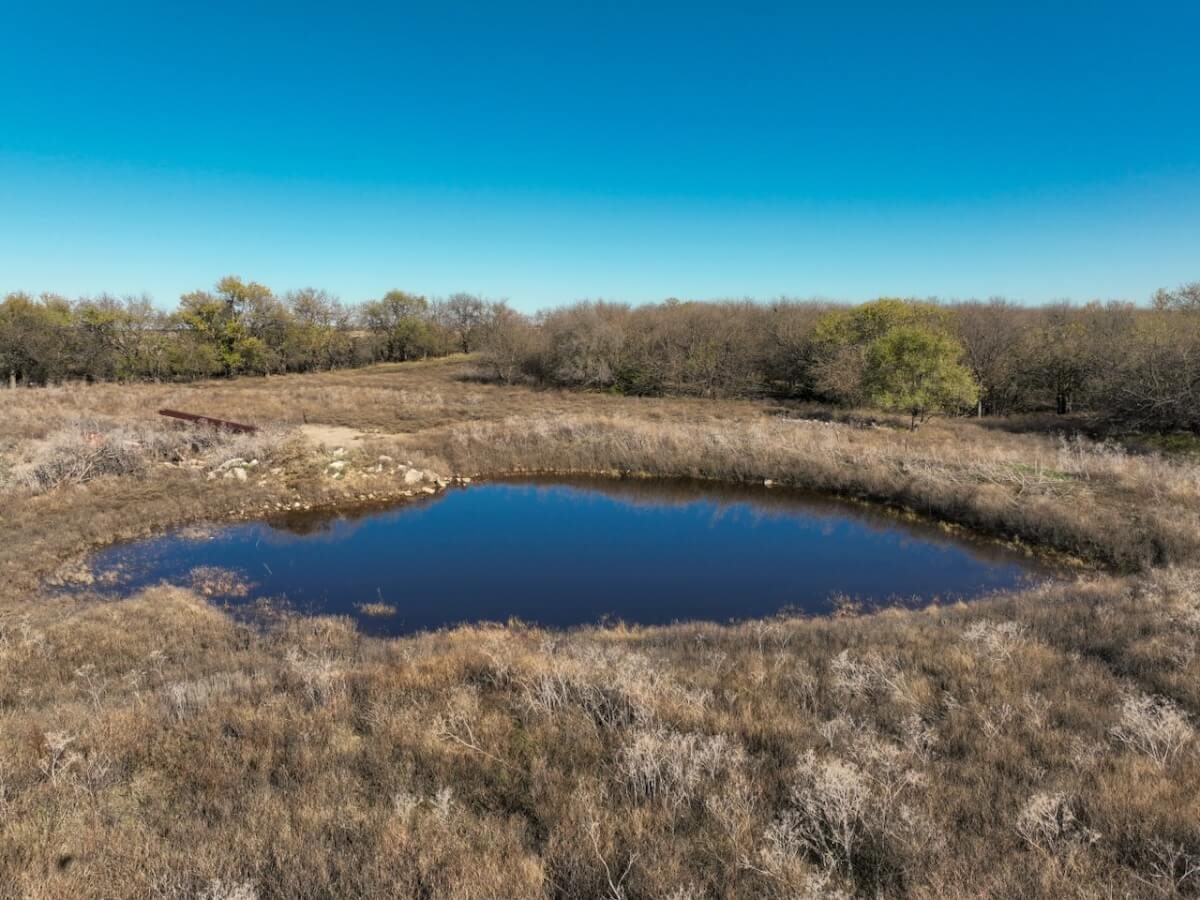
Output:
top-left (2, 356), bottom-right (1200, 898)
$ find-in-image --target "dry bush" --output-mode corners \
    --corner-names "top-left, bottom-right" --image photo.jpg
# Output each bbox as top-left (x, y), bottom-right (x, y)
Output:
top-left (13, 424), bottom-right (149, 492)
top-left (829, 650), bottom-right (907, 701)
top-left (1016, 791), bottom-right (1099, 854)
top-left (1110, 692), bottom-right (1195, 768)
top-left (961, 619), bottom-right (1028, 662)
top-left (4, 416), bottom-right (295, 495)
top-left (768, 751), bottom-right (874, 875)
top-left (618, 727), bottom-right (744, 809)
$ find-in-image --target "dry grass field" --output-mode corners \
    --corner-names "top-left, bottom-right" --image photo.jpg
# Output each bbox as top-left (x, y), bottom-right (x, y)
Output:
top-left (3, 357), bottom-right (1200, 898)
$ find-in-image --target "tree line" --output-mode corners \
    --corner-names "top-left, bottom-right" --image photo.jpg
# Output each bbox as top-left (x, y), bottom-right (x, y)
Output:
top-left (0, 277), bottom-right (496, 385)
top-left (4, 277), bottom-right (1199, 432)
top-left (478, 284), bottom-right (1200, 432)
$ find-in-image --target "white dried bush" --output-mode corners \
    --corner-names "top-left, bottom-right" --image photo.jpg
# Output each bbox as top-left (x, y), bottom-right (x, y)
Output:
top-left (619, 727), bottom-right (744, 810)
top-left (829, 650), bottom-right (906, 701)
top-left (39, 731), bottom-right (79, 785)
top-left (520, 644), bottom-right (708, 729)
top-left (8, 417), bottom-right (292, 493)
top-left (392, 790), bottom-right (421, 820)
top-left (199, 425), bottom-right (294, 469)
top-left (15, 427), bottom-right (147, 493)
top-left (163, 673), bottom-right (252, 721)
top-left (1143, 838), bottom-right (1200, 894)
top-left (755, 821), bottom-right (853, 900)
top-left (522, 667), bottom-right (640, 730)
top-left (1110, 692), bottom-right (1194, 767)
top-left (705, 769), bottom-right (758, 859)
top-left (1015, 791), bottom-right (1099, 853)
top-left (900, 714), bottom-right (938, 762)
top-left (284, 648), bottom-right (345, 709)
top-left (769, 751), bottom-right (872, 875)
top-left (1152, 568), bottom-right (1200, 633)
top-left (431, 786), bottom-right (454, 821)
top-left (961, 619), bottom-right (1027, 662)
top-left (198, 879), bottom-right (258, 900)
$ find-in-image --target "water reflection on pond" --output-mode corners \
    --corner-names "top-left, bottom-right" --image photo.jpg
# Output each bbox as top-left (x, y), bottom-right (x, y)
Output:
top-left (85, 478), bottom-right (1053, 635)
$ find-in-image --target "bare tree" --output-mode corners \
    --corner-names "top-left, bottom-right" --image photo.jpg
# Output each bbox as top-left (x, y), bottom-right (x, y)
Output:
top-left (439, 293), bottom-right (490, 354)
top-left (952, 298), bottom-right (1025, 415)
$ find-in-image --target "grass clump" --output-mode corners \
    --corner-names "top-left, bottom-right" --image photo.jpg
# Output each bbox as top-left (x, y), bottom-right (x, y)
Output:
top-left (354, 601), bottom-right (398, 617)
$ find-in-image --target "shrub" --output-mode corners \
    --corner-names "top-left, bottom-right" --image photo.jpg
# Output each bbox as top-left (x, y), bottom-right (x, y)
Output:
top-left (16, 427), bottom-right (147, 493)
top-left (1015, 792), bottom-right (1099, 853)
top-left (1110, 692), bottom-right (1194, 767)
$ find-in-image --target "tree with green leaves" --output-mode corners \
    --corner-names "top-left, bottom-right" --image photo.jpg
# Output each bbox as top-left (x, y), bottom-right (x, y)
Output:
top-left (176, 290), bottom-right (252, 376)
top-left (284, 288), bottom-right (355, 371)
top-left (214, 276), bottom-right (274, 317)
top-left (361, 290), bottom-right (437, 361)
top-left (0, 292), bottom-right (74, 386)
top-left (811, 299), bottom-right (951, 405)
top-left (863, 326), bottom-right (979, 429)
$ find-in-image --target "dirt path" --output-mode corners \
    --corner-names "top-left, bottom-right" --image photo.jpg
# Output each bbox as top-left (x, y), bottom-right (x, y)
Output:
top-left (299, 423), bottom-right (371, 448)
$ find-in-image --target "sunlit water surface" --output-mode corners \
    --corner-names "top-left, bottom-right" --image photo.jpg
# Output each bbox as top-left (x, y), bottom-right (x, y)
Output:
top-left (84, 479), bottom-right (1053, 635)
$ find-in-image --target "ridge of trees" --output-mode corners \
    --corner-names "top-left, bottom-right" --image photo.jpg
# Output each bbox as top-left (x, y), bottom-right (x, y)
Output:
top-left (3, 278), bottom-right (1199, 433)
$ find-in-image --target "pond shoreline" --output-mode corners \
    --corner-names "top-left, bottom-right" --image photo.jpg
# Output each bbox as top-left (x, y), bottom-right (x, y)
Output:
top-left (78, 476), bottom-right (1064, 636)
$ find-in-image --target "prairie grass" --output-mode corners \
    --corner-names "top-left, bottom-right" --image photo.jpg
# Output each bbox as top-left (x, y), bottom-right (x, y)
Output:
top-left (2, 359), bottom-right (1200, 897)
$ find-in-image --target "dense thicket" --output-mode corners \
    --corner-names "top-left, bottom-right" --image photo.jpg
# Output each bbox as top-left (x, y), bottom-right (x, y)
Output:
top-left (480, 286), bottom-right (1200, 432)
top-left (4, 278), bottom-right (1199, 432)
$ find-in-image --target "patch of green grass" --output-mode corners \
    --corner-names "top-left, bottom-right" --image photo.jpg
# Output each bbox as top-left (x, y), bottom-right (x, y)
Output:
top-left (1125, 432), bottom-right (1200, 458)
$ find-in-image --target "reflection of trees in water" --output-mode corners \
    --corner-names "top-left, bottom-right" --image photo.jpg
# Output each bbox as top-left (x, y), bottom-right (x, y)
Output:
top-left (253, 476), bottom-right (1054, 574)
top-left (261, 491), bottom-right (446, 540)
top-left (509, 476), bottom-right (1049, 571)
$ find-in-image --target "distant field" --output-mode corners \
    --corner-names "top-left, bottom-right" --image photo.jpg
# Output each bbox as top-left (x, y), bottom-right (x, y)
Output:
top-left (2, 358), bottom-right (1200, 898)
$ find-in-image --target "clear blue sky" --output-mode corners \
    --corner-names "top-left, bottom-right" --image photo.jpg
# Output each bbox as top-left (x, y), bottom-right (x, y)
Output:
top-left (2, 1), bottom-right (1197, 311)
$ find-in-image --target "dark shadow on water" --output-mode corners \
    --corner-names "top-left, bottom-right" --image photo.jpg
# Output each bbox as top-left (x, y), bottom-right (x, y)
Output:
top-left (82, 477), bottom-right (1059, 636)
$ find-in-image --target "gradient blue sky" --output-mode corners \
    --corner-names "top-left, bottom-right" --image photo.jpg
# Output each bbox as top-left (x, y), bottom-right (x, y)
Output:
top-left (2, 1), bottom-right (1198, 312)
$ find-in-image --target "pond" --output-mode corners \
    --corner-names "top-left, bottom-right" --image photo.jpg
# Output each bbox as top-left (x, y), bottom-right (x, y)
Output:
top-left (84, 478), bottom-right (1052, 635)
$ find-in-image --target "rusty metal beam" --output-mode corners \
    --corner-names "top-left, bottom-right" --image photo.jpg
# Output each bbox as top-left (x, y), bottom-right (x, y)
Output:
top-left (158, 408), bottom-right (258, 434)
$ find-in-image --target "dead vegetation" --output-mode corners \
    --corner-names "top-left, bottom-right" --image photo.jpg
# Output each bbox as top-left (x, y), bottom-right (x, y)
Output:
top-left (2, 358), bottom-right (1200, 897)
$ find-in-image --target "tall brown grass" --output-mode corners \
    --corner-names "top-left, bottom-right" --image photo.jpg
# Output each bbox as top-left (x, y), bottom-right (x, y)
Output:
top-left (3, 358), bottom-right (1200, 898)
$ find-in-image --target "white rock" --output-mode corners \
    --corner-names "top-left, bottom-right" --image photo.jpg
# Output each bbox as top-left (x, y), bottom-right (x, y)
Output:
top-left (327, 460), bottom-right (346, 472)
top-left (402, 468), bottom-right (424, 485)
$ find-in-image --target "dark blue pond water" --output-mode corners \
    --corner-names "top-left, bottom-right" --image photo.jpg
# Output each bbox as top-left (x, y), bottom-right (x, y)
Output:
top-left (86, 479), bottom-right (1050, 635)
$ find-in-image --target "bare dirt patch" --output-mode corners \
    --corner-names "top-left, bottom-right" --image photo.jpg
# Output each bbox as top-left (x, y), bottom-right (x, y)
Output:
top-left (299, 423), bottom-right (372, 448)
